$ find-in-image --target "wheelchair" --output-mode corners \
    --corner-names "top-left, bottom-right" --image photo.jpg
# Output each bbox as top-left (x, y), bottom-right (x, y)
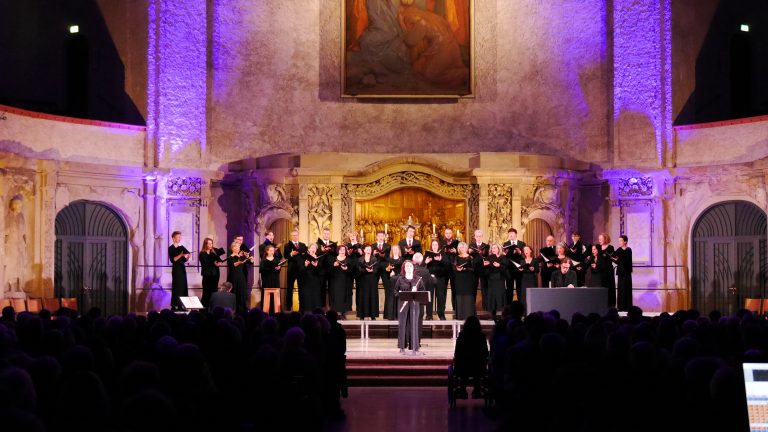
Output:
top-left (447, 359), bottom-right (493, 409)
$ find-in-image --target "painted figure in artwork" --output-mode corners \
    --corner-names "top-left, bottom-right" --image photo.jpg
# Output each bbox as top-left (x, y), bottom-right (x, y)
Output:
top-left (397, 0), bottom-right (469, 86)
top-left (4, 195), bottom-right (28, 293)
top-left (345, 0), bottom-right (471, 96)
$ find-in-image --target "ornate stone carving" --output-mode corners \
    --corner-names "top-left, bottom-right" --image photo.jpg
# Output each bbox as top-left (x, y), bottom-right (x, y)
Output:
top-left (521, 180), bottom-right (565, 240)
top-left (166, 176), bottom-right (204, 197)
top-left (263, 183), bottom-right (289, 206)
top-left (617, 176), bottom-right (653, 197)
top-left (348, 171), bottom-right (470, 199)
top-left (468, 184), bottom-right (479, 236)
top-left (341, 184), bottom-right (352, 236)
top-left (255, 183), bottom-right (298, 235)
top-left (533, 184), bottom-right (560, 207)
top-left (341, 172), bottom-right (477, 240)
top-left (487, 184), bottom-right (513, 243)
top-left (308, 184), bottom-right (332, 240)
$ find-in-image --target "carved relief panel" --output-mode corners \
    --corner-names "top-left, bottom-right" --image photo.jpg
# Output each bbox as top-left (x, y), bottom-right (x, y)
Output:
top-left (255, 183), bottom-right (298, 237)
top-left (0, 169), bottom-right (35, 296)
top-left (615, 176), bottom-right (656, 265)
top-left (521, 180), bottom-right (565, 241)
top-left (165, 176), bottom-right (204, 264)
top-left (307, 184), bottom-right (333, 241)
top-left (487, 184), bottom-right (513, 244)
top-left (341, 172), bottom-right (478, 242)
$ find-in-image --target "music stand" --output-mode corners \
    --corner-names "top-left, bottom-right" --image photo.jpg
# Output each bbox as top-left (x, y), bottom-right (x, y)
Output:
top-left (179, 296), bottom-right (205, 312)
top-left (397, 290), bottom-right (431, 356)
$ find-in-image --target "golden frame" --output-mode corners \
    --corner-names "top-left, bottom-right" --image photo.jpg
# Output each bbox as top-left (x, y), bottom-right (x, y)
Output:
top-left (341, 0), bottom-right (475, 99)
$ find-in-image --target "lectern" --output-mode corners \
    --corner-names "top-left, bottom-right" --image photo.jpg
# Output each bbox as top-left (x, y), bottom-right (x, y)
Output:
top-left (397, 290), bottom-right (431, 355)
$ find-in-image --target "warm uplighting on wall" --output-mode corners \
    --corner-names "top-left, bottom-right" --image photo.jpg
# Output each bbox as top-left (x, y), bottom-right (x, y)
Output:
top-left (740, 24), bottom-right (750, 32)
top-left (69, 25), bottom-right (80, 34)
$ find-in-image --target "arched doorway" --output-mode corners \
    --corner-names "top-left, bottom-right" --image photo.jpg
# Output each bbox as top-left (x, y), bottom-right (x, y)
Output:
top-left (692, 201), bottom-right (767, 314)
top-left (54, 201), bottom-right (128, 316)
top-left (524, 218), bottom-right (554, 254)
top-left (268, 217), bottom-right (293, 298)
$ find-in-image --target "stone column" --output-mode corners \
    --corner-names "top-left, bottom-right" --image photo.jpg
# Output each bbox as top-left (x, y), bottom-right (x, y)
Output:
top-left (147, 0), bottom-right (207, 168)
top-left (512, 186), bottom-right (522, 231)
top-left (608, 181), bottom-right (622, 238)
top-left (154, 177), bottom-right (168, 285)
top-left (143, 176), bottom-right (158, 282)
top-left (477, 182), bottom-right (489, 235)
top-left (39, 166), bottom-right (57, 298)
top-left (298, 184), bottom-right (309, 244)
top-left (331, 184), bottom-right (343, 243)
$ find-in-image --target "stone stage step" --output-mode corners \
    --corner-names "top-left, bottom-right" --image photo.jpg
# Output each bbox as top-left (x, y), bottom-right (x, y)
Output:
top-left (346, 353), bottom-right (452, 387)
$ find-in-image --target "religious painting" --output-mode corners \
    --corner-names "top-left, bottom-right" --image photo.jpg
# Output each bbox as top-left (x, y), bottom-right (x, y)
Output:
top-left (342, 0), bottom-right (474, 98)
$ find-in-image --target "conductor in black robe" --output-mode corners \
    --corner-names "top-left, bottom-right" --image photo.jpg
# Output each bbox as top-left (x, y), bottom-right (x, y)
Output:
top-left (168, 231), bottom-right (190, 311)
top-left (398, 225), bottom-right (421, 260)
top-left (395, 261), bottom-right (428, 352)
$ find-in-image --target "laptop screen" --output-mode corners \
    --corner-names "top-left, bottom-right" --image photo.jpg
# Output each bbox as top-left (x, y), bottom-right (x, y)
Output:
top-left (743, 363), bottom-right (768, 431)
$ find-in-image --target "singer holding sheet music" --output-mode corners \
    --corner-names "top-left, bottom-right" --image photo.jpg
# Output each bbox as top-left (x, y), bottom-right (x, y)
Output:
top-left (200, 237), bottom-right (226, 308)
top-left (329, 245), bottom-right (353, 316)
top-left (300, 243), bottom-right (323, 312)
top-left (395, 261), bottom-right (426, 353)
top-left (284, 229), bottom-right (306, 311)
top-left (259, 244), bottom-right (283, 311)
top-left (484, 244), bottom-right (508, 317)
top-left (598, 233), bottom-right (616, 307)
top-left (425, 240), bottom-right (450, 320)
top-left (357, 245), bottom-right (379, 319)
top-left (229, 242), bottom-right (253, 313)
top-left (612, 235), bottom-right (633, 311)
top-left (168, 231), bottom-right (190, 311)
top-left (453, 242), bottom-right (476, 320)
top-left (519, 246), bottom-right (539, 302)
top-left (539, 236), bottom-right (557, 287)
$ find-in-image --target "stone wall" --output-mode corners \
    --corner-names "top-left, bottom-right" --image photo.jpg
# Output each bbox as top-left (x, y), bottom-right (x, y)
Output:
top-left (208, 0), bottom-right (610, 164)
top-left (0, 105), bottom-right (146, 166)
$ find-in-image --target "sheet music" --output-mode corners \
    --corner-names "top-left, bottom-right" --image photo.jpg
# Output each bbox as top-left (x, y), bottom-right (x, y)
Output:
top-left (179, 296), bottom-right (204, 310)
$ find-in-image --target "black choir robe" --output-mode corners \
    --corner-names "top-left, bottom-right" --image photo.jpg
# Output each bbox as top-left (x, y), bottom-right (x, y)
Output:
top-left (614, 246), bottom-right (633, 311)
top-left (168, 244), bottom-right (189, 310)
top-left (398, 238), bottom-right (421, 260)
top-left (299, 253), bottom-right (324, 312)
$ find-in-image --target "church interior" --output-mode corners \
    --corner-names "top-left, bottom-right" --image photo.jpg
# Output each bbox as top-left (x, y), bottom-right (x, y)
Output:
top-left (0, 0), bottom-right (767, 430)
